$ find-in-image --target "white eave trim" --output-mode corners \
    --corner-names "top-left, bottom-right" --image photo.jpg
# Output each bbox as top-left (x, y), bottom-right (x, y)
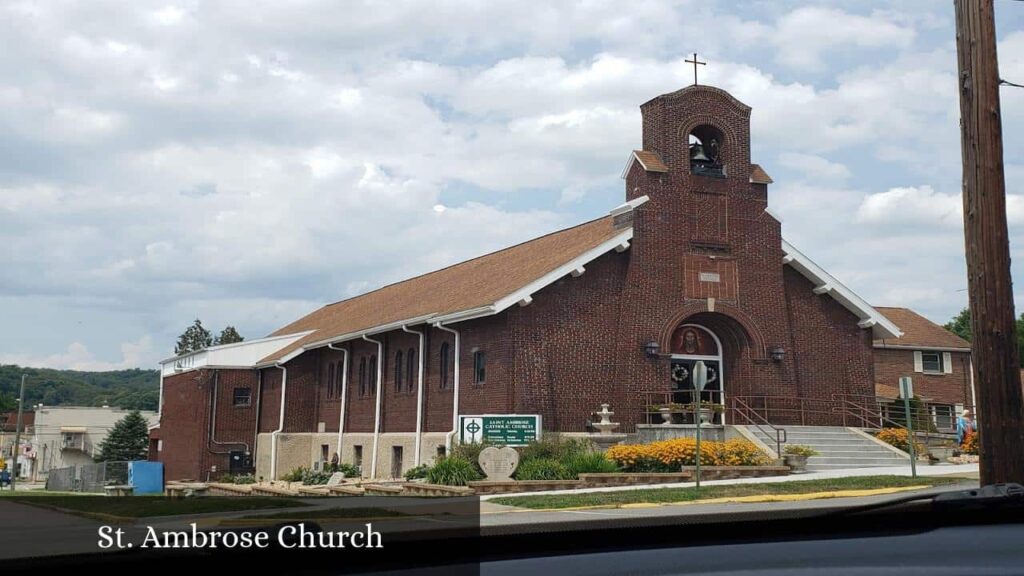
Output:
top-left (873, 343), bottom-right (971, 353)
top-left (609, 195), bottom-right (650, 217)
top-left (158, 331), bottom-right (314, 365)
top-left (620, 152), bottom-right (667, 178)
top-left (491, 228), bottom-right (634, 315)
top-left (782, 239), bottom-right (902, 340)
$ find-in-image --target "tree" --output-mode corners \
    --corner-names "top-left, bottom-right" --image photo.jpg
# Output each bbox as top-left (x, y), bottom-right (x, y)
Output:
top-left (215, 326), bottom-right (244, 346)
top-left (944, 307), bottom-right (1024, 367)
top-left (944, 307), bottom-right (972, 342)
top-left (174, 319), bottom-right (213, 355)
top-left (95, 411), bottom-right (150, 462)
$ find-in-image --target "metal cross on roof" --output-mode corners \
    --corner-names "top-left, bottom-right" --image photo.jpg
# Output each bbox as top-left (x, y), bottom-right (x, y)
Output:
top-left (685, 52), bottom-right (706, 86)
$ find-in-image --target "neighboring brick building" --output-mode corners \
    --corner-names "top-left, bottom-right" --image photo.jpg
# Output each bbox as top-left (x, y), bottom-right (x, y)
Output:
top-left (155, 84), bottom-right (913, 481)
top-left (873, 306), bottom-right (973, 433)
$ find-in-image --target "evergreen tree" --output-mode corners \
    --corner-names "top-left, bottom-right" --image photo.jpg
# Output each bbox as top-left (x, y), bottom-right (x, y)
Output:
top-left (943, 308), bottom-right (972, 342)
top-left (174, 319), bottom-right (213, 355)
top-left (215, 326), bottom-right (244, 345)
top-left (95, 411), bottom-right (150, 462)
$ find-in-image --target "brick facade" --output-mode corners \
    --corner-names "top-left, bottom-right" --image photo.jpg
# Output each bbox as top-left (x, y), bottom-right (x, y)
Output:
top-left (873, 348), bottom-right (973, 406)
top-left (157, 85), bottom-right (897, 480)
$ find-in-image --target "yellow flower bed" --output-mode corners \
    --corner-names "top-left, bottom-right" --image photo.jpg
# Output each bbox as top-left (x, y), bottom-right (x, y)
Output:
top-left (875, 427), bottom-right (926, 454)
top-left (606, 438), bottom-right (770, 472)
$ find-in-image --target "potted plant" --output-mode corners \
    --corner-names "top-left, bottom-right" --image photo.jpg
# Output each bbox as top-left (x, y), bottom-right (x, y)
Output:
top-left (782, 445), bottom-right (818, 473)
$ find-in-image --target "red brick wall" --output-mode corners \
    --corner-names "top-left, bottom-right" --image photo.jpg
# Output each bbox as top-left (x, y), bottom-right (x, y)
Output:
top-left (874, 348), bottom-right (973, 406)
top-left (158, 368), bottom-right (258, 481)
top-left (782, 266), bottom-right (876, 423)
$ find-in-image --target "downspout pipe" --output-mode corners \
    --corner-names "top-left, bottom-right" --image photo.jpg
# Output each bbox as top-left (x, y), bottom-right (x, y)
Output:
top-left (402, 325), bottom-right (425, 466)
top-left (363, 334), bottom-right (384, 478)
top-left (434, 323), bottom-right (461, 452)
top-left (270, 363), bottom-right (287, 480)
top-left (327, 343), bottom-right (349, 463)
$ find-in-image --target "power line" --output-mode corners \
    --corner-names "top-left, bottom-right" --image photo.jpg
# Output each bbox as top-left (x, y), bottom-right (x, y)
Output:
top-left (1002, 79), bottom-right (1024, 88)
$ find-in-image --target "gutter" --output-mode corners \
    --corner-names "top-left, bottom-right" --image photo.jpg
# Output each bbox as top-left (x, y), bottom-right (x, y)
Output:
top-left (327, 343), bottom-right (349, 464)
top-left (434, 322), bottom-right (461, 452)
top-left (403, 324), bottom-right (425, 466)
top-left (270, 363), bottom-right (287, 480)
top-left (363, 334), bottom-right (384, 478)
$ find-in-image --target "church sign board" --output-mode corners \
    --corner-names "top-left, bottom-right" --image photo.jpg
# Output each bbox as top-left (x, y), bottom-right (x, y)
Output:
top-left (458, 415), bottom-right (541, 446)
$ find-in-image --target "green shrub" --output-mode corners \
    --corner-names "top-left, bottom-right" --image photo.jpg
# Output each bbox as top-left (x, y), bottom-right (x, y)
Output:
top-left (426, 457), bottom-right (482, 486)
top-left (281, 467), bottom-right (306, 482)
top-left (335, 463), bottom-right (361, 478)
top-left (517, 437), bottom-right (589, 465)
top-left (301, 469), bottom-right (332, 485)
top-left (563, 452), bottom-right (619, 478)
top-left (450, 442), bottom-right (490, 476)
top-left (232, 473), bottom-right (256, 485)
top-left (514, 458), bottom-right (573, 481)
top-left (404, 464), bottom-right (431, 480)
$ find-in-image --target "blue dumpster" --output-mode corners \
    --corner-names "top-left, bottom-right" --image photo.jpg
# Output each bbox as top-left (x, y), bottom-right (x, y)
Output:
top-left (128, 461), bottom-right (164, 495)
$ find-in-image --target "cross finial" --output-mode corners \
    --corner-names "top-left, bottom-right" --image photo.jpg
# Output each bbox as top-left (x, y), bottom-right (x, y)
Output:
top-left (685, 52), bottom-right (706, 86)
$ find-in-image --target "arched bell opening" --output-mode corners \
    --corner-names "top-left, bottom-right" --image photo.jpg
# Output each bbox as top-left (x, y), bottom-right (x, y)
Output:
top-left (688, 124), bottom-right (725, 178)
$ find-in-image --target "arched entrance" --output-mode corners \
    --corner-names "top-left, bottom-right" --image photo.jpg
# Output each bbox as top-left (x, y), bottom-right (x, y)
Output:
top-left (668, 323), bottom-right (725, 424)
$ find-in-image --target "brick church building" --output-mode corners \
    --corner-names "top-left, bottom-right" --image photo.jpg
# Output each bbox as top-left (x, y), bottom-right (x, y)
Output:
top-left (153, 84), bottom-right (935, 482)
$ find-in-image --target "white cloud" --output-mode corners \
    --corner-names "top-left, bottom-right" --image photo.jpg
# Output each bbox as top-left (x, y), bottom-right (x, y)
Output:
top-left (0, 336), bottom-right (156, 371)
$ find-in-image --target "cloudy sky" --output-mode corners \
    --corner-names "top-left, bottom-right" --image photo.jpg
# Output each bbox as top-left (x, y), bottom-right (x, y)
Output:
top-left (1, 1), bottom-right (1023, 371)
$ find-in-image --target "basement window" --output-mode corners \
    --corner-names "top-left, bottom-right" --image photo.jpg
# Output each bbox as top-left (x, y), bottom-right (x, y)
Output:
top-left (232, 387), bottom-right (252, 407)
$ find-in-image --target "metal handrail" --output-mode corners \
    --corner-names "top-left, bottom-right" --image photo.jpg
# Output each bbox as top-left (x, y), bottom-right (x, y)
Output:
top-left (729, 396), bottom-right (787, 457)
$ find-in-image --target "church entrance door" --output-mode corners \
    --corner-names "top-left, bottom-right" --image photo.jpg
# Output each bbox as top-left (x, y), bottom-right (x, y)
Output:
top-left (668, 324), bottom-right (725, 425)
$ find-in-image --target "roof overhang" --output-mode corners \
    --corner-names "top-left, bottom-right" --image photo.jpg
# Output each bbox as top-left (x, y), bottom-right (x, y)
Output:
top-left (782, 239), bottom-right (902, 340)
top-left (873, 343), bottom-right (971, 353)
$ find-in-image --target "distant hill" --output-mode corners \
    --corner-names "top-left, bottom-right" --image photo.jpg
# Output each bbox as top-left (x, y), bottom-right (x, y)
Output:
top-left (0, 365), bottom-right (160, 411)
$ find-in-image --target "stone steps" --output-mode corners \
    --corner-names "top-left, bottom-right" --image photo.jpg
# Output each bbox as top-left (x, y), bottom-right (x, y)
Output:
top-left (747, 425), bottom-right (908, 471)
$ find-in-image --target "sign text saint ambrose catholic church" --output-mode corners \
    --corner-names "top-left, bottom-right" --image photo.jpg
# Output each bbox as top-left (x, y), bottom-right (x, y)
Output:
top-left (458, 415), bottom-right (541, 446)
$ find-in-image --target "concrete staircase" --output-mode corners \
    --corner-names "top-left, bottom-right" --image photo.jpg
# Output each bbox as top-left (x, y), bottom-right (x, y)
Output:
top-left (746, 426), bottom-right (909, 471)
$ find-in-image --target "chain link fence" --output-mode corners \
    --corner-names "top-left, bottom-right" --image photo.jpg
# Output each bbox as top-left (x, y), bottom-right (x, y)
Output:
top-left (44, 461), bottom-right (131, 493)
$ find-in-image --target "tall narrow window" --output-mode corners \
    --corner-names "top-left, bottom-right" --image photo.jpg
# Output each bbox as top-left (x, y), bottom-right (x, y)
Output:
top-left (395, 350), bottom-right (404, 392)
top-left (440, 342), bottom-right (450, 390)
top-left (407, 348), bottom-right (416, 393)
top-left (359, 357), bottom-right (367, 397)
top-left (327, 363), bottom-right (335, 399)
top-left (370, 355), bottom-right (377, 395)
top-left (335, 361), bottom-right (343, 399)
top-left (473, 350), bottom-right (486, 385)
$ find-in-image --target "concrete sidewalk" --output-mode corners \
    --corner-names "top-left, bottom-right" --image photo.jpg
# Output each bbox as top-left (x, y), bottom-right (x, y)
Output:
top-left (478, 463), bottom-right (980, 500)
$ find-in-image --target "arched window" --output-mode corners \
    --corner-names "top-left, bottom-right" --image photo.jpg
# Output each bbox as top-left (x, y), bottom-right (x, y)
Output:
top-left (370, 355), bottom-right (377, 395)
top-left (440, 342), bottom-right (450, 390)
top-left (395, 350), bottom-right (404, 392)
top-left (358, 357), bottom-right (367, 397)
top-left (327, 363), bottom-right (335, 399)
top-left (407, 348), bottom-right (416, 392)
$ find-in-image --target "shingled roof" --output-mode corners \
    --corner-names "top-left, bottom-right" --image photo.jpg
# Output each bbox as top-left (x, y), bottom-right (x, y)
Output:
top-left (258, 210), bottom-right (635, 365)
top-left (873, 307), bottom-right (970, 350)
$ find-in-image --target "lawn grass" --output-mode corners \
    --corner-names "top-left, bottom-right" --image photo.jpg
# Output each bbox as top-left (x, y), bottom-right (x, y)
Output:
top-left (6, 495), bottom-right (308, 518)
top-left (490, 475), bottom-right (966, 510)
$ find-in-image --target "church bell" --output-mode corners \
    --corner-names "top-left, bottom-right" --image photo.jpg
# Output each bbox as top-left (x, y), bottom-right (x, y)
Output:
top-left (689, 143), bottom-right (711, 162)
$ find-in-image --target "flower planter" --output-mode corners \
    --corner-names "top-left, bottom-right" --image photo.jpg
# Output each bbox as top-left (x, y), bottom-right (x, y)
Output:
top-left (783, 454), bottom-right (808, 473)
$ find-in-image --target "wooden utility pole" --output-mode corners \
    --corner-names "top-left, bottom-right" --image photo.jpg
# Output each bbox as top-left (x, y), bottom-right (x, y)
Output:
top-left (954, 0), bottom-right (1024, 484)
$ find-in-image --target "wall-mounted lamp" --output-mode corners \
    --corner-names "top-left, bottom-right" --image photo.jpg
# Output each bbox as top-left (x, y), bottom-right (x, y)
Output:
top-left (770, 346), bottom-right (785, 362)
top-left (644, 341), bottom-right (661, 358)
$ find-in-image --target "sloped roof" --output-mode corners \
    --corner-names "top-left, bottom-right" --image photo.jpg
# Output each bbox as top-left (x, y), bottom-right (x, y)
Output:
top-left (621, 150), bottom-right (669, 177)
top-left (781, 240), bottom-right (902, 339)
top-left (750, 164), bottom-right (773, 184)
top-left (873, 307), bottom-right (971, 350)
top-left (259, 213), bottom-right (634, 365)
